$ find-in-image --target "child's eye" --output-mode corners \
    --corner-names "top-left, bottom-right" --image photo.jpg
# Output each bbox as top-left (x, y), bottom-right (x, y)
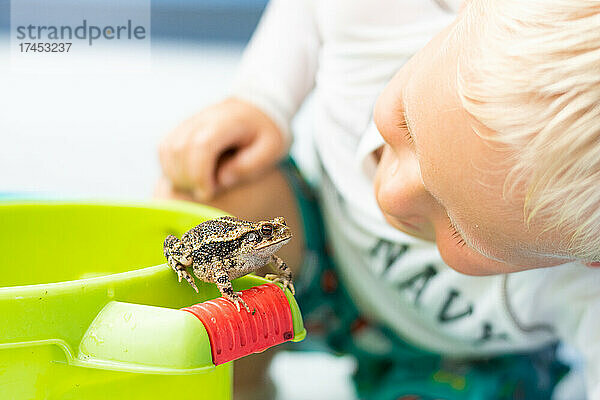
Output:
top-left (448, 220), bottom-right (467, 248)
top-left (396, 112), bottom-right (414, 145)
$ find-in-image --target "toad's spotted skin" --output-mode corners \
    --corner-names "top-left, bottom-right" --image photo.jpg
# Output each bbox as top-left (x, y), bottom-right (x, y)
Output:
top-left (163, 216), bottom-right (293, 312)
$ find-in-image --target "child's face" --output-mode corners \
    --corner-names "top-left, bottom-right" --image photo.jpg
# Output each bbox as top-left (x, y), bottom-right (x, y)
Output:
top-left (373, 21), bottom-right (575, 275)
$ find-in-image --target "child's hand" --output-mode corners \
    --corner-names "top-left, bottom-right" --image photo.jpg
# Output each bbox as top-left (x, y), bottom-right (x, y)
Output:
top-left (159, 97), bottom-right (288, 201)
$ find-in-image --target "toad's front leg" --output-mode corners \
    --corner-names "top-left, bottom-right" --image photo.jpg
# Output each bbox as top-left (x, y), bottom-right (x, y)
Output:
top-left (164, 235), bottom-right (197, 292)
top-left (265, 254), bottom-right (295, 295)
top-left (213, 259), bottom-right (251, 313)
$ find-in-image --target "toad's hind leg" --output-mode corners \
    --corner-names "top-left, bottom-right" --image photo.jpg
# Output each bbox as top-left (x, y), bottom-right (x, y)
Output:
top-left (265, 255), bottom-right (295, 295)
top-left (164, 235), bottom-right (197, 292)
top-left (214, 260), bottom-right (251, 313)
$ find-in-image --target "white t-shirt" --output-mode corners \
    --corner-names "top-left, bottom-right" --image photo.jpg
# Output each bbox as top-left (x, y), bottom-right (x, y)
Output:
top-left (231, 1), bottom-right (600, 398)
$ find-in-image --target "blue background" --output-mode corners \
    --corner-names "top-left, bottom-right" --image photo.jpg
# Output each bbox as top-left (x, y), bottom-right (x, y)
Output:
top-left (0, 0), bottom-right (268, 43)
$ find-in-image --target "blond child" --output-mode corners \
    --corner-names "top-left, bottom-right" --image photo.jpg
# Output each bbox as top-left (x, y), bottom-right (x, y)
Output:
top-left (157, 0), bottom-right (600, 398)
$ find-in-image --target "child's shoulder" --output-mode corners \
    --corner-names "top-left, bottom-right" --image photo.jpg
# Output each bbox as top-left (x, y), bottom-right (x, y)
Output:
top-left (510, 261), bottom-right (599, 292)
top-left (508, 261), bottom-right (600, 318)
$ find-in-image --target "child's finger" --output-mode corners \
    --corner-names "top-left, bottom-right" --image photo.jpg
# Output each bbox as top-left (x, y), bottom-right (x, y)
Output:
top-left (188, 126), bottom-right (245, 200)
top-left (187, 129), bottom-right (219, 200)
top-left (159, 127), bottom-right (195, 190)
top-left (216, 131), bottom-right (284, 189)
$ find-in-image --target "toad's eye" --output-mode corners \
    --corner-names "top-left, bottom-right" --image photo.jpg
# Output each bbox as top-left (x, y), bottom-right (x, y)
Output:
top-left (246, 232), bottom-right (260, 242)
top-left (260, 224), bottom-right (273, 237)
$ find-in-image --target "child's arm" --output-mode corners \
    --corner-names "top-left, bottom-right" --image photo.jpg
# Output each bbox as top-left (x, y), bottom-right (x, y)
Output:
top-left (507, 265), bottom-right (600, 398)
top-left (159, 0), bottom-right (319, 201)
top-left (231, 0), bottom-right (320, 144)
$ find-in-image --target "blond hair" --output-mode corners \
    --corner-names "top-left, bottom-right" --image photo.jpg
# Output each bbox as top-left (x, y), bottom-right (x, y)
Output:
top-left (456, 0), bottom-right (600, 261)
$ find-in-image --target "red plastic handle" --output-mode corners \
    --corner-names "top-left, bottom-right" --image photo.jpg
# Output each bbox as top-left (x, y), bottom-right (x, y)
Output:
top-left (181, 283), bottom-right (294, 365)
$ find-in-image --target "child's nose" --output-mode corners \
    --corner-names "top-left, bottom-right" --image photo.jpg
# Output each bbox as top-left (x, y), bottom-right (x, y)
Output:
top-left (375, 147), bottom-right (435, 225)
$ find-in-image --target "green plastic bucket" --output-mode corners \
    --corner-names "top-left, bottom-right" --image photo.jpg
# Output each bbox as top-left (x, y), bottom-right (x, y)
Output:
top-left (0, 201), bottom-right (305, 400)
